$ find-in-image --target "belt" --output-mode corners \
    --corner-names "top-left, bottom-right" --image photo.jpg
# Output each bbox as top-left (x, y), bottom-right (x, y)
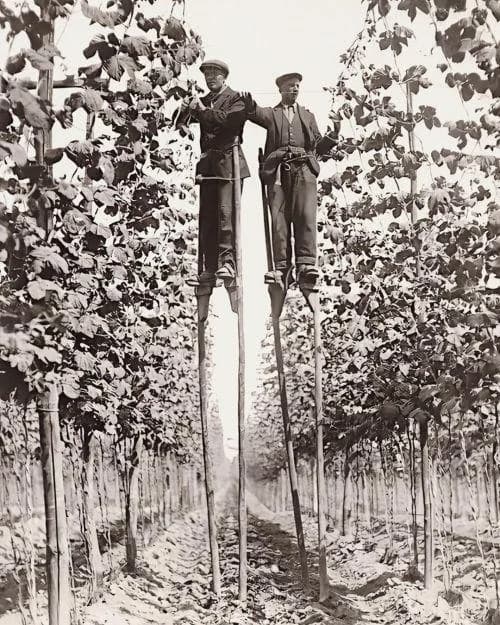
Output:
top-left (275, 155), bottom-right (310, 186)
top-left (282, 146), bottom-right (308, 158)
top-left (201, 142), bottom-right (240, 157)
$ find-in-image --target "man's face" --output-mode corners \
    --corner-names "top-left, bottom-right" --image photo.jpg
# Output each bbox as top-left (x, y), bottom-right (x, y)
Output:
top-left (203, 67), bottom-right (226, 92)
top-left (280, 79), bottom-right (300, 105)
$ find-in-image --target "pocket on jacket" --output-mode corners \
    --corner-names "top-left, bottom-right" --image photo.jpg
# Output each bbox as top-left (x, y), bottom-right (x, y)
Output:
top-left (306, 158), bottom-right (320, 178)
top-left (196, 154), bottom-right (211, 178)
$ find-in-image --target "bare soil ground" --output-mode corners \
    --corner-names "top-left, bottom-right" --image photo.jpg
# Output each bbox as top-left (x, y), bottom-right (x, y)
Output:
top-left (0, 489), bottom-right (496, 624)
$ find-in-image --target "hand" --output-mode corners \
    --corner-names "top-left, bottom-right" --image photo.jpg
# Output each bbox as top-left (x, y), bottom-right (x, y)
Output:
top-left (189, 96), bottom-right (205, 112)
top-left (323, 122), bottom-right (341, 144)
top-left (179, 97), bottom-right (190, 112)
top-left (238, 91), bottom-right (254, 111)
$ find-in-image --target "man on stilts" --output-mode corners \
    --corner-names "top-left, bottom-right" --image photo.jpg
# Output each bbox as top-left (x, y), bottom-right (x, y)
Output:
top-left (180, 59), bottom-right (250, 284)
top-left (175, 59), bottom-right (250, 599)
top-left (242, 74), bottom-right (338, 601)
top-left (241, 73), bottom-right (336, 289)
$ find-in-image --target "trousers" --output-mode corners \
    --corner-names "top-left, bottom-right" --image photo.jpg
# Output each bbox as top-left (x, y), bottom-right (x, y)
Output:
top-left (199, 179), bottom-right (243, 273)
top-left (267, 162), bottom-right (317, 270)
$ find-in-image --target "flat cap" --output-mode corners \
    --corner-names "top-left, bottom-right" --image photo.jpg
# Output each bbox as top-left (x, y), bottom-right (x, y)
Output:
top-left (275, 72), bottom-right (303, 88)
top-left (200, 59), bottom-right (229, 77)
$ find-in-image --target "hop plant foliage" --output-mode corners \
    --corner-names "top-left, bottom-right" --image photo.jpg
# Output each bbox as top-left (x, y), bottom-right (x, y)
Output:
top-left (248, 0), bottom-right (500, 478)
top-left (0, 0), bottom-right (207, 459)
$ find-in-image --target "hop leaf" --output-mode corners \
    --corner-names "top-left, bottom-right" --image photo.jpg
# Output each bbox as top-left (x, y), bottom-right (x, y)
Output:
top-left (81, 0), bottom-right (123, 28)
top-left (9, 86), bottom-right (51, 130)
top-left (44, 147), bottom-right (64, 165)
top-left (428, 188), bottom-right (451, 212)
top-left (62, 376), bottom-right (80, 399)
top-left (6, 53), bottom-right (26, 75)
top-left (163, 17), bottom-right (186, 41)
top-left (65, 140), bottom-right (96, 167)
top-left (23, 48), bottom-right (53, 71)
top-left (0, 141), bottom-right (27, 166)
top-left (121, 35), bottom-right (151, 57)
top-left (75, 351), bottom-right (96, 372)
top-left (83, 89), bottom-right (104, 112)
top-left (99, 156), bottom-right (115, 185)
top-left (175, 42), bottom-right (201, 65)
top-left (27, 281), bottom-right (47, 300)
top-left (105, 55), bottom-right (124, 81)
top-left (38, 346), bottom-right (61, 364)
top-left (106, 286), bottom-right (122, 301)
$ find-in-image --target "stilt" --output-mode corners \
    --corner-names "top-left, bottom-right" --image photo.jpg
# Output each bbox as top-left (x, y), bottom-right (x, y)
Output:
top-left (195, 281), bottom-right (221, 597)
top-left (260, 149), bottom-right (310, 589)
top-left (300, 280), bottom-right (329, 601)
top-left (227, 142), bottom-right (247, 604)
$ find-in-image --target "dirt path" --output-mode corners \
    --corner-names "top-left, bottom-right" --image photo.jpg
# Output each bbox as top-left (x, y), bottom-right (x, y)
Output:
top-left (82, 488), bottom-right (481, 625)
top-left (0, 488), bottom-right (491, 625)
top-left (83, 508), bottom-right (359, 625)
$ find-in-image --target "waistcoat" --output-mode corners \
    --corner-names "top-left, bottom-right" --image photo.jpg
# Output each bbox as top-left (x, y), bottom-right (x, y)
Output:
top-left (277, 111), bottom-right (306, 149)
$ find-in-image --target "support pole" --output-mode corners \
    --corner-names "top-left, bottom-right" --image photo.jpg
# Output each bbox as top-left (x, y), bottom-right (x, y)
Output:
top-left (406, 81), bottom-right (433, 589)
top-left (196, 284), bottom-right (221, 597)
top-left (38, 387), bottom-right (71, 625)
top-left (301, 286), bottom-right (329, 602)
top-left (35, 9), bottom-right (72, 625)
top-left (232, 143), bottom-right (247, 604)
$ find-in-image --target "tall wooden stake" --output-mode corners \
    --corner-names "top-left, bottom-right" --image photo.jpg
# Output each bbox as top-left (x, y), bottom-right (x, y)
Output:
top-left (407, 82), bottom-right (432, 588)
top-left (420, 421), bottom-right (433, 587)
top-left (125, 435), bottom-right (143, 573)
top-left (231, 144), bottom-right (247, 603)
top-left (37, 387), bottom-right (71, 625)
top-left (35, 7), bottom-right (54, 231)
top-left (408, 422), bottom-right (419, 566)
top-left (35, 9), bottom-right (72, 625)
top-left (197, 284), bottom-right (222, 596)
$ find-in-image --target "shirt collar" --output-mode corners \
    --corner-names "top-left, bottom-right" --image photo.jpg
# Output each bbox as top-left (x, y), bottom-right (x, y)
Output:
top-left (208, 85), bottom-right (228, 99)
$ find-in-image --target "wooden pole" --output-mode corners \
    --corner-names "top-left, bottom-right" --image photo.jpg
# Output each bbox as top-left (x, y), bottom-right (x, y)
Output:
top-left (232, 143), bottom-right (247, 603)
top-left (407, 422), bottom-right (418, 566)
top-left (21, 76), bottom-right (109, 91)
top-left (125, 435), bottom-right (143, 573)
top-left (37, 387), bottom-right (71, 625)
top-left (197, 291), bottom-right (222, 596)
top-left (420, 422), bottom-right (433, 587)
top-left (81, 430), bottom-right (103, 602)
top-left (259, 148), bottom-right (274, 271)
top-left (407, 82), bottom-right (432, 588)
top-left (34, 9), bottom-right (72, 624)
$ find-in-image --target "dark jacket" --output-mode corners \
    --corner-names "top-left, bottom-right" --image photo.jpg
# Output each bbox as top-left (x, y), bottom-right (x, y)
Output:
top-left (188, 86), bottom-right (250, 181)
top-left (247, 101), bottom-right (333, 183)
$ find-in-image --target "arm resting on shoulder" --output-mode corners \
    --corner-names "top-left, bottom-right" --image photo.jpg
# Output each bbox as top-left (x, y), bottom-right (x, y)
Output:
top-left (246, 101), bottom-right (272, 129)
top-left (239, 92), bottom-right (271, 129)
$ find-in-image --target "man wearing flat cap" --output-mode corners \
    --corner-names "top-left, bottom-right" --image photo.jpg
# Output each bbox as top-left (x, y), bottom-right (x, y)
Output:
top-left (241, 73), bottom-right (336, 286)
top-left (180, 59), bottom-right (249, 283)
